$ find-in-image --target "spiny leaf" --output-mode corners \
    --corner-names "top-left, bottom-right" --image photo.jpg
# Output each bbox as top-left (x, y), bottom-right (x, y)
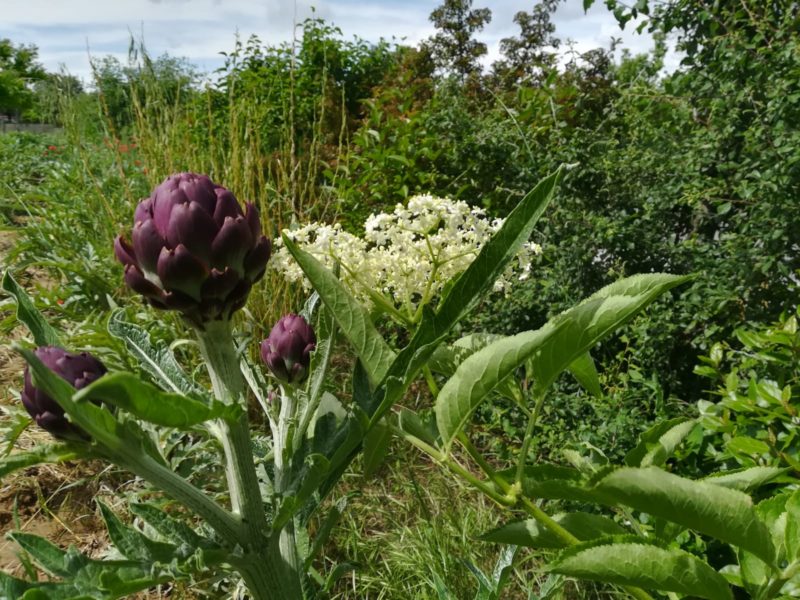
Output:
top-left (128, 503), bottom-right (211, 550)
top-left (8, 532), bottom-right (71, 578)
top-left (625, 417), bottom-right (692, 467)
top-left (107, 309), bottom-right (200, 396)
top-left (98, 501), bottom-right (177, 563)
top-left (0, 445), bottom-right (81, 480)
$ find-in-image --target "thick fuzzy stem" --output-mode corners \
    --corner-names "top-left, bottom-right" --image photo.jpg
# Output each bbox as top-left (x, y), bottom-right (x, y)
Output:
top-left (237, 534), bottom-right (304, 600)
top-left (197, 321), bottom-right (265, 539)
top-left (197, 320), bottom-right (304, 599)
top-left (112, 446), bottom-right (244, 547)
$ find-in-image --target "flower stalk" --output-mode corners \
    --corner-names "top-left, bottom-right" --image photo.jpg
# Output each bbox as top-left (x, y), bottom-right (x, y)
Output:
top-left (196, 320), bottom-right (265, 539)
top-left (197, 320), bottom-right (304, 599)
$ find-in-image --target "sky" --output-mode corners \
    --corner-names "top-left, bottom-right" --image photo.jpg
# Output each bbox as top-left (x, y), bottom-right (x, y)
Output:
top-left (1, 0), bottom-right (670, 82)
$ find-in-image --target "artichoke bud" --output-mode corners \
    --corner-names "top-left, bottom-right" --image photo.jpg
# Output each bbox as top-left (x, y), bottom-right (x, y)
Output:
top-left (115, 172), bottom-right (271, 327)
top-left (21, 346), bottom-right (107, 440)
top-left (260, 314), bottom-right (316, 385)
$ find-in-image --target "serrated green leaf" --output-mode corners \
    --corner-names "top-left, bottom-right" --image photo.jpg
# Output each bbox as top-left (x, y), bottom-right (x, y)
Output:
top-left (436, 274), bottom-right (690, 449)
top-left (74, 372), bottom-right (239, 428)
top-left (429, 333), bottom-right (521, 403)
top-left (640, 419), bottom-right (698, 467)
top-left (502, 464), bottom-right (598, 503)
top-left (592, 467), bottom-right (775, 564)
top-left (703, 466), bottom-right (786, 492)
top-left (480, 513), bottom-right (626, 548)
top-left (396, 407), bottom-right (438, 447)
top-left (529, 274), bottom-right (691, 395)
top-left (362, 420), bottom-right (392, 477)
top-left (727, 436), bottom-right (770, 457)
top-left (625, 418), bottom-right (691, 467)
top-left (550, 537), bottom-right (733, 600)
top-left (567, 352), bottom-right (602, 398)
top-left (785, 489), bottom-right (800, 561)
top-left (738, 494), bottom-right (793, 591)
top-left (282, 234), bottom-right (396, 385)
top-left (107, 309), bottom-right (199, 396)
top-left (2, 271), bottom-right (60, 347)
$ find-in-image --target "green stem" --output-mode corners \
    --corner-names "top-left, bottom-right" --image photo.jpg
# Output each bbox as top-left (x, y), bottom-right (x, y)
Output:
top-left (457, 432), bottom-right (511, 494)
top-left (758, 560), bottom-right (800, 600)
top-left (515, 391), bottom-right (546, 486)
top-left (422, 365), bottom-right (440, 397)
top-left (396, 417), bottom-right (655, 600)
top-left (112, 447), bottom-right (243, 547)
top-left (520, 497), bottom-right (655, 600)
top-left (275, 384), bottom-right (298, 490)
top-left (197, 321), bottom-right (304, 599)
top-left (235, 532), bottom-right (304, 600)
top-left (196, 321), bottom-right (266, 540)
top-left (397, 426), bottom-right (514, 507)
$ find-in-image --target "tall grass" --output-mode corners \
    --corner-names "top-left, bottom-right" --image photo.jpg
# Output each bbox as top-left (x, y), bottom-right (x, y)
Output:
top-left (120, 36), bottom-right (349, 328)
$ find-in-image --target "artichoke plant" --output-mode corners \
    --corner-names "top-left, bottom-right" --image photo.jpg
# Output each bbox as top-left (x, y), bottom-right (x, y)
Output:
top-left (114, 172), bottom-right (271, 327)
top-left (21, 346), bottom-right (106, 439)
top-left (261, 314), bottom-right (316, 384)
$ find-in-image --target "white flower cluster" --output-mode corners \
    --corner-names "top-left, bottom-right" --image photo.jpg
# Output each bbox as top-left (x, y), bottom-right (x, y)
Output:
top-left (272, 194), bottom-right (542, 320)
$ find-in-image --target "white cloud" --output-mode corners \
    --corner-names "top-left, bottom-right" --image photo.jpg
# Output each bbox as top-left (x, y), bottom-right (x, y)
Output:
top-left (1, 0), bottom-right (673, 82)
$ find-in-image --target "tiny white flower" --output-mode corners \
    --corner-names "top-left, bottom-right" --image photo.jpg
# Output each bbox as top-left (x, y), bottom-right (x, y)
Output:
top-left (272, 193), bottom-right (542, 316)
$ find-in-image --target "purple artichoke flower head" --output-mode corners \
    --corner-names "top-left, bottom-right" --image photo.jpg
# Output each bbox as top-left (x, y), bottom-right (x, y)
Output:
top-left (114, 172), bottom-right (271, 327)
top-left (21, 346), bottom-right (106, 440)
top-left (260, 314), bottom-right (317, 385)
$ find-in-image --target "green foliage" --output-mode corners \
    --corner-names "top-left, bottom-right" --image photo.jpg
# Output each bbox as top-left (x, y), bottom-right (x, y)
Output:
top-left (435, 273), bottom-right (688, 448)
top-left (550, 538), bottom-right (733, 600)
top-left (694, 309), bottom-right (800, 473)
top-left (0, 39), bottom-right (46, 119)
top-left (3, 3), bottom-right (800, 598)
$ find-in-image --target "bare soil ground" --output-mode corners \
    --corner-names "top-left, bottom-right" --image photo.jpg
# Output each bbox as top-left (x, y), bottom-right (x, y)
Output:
top-left (0, 227), bottom-right (110, 576)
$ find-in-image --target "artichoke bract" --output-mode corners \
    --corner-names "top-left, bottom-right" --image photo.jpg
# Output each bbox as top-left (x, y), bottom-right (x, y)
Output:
top-left (260, 314), bottom-right (316, 385)
top-left (22, 346), bottom-right (106, 439)
top-left (114, 172), bottom-right (271, 327)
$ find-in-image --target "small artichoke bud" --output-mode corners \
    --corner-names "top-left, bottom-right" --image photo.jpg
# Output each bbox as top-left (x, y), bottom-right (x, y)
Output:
top-left (21, 346), bottom-right (106, 440)
top-left (260, 314), bottom-right (316, 385)
top-left (114, 172), bottom-right (271, 327)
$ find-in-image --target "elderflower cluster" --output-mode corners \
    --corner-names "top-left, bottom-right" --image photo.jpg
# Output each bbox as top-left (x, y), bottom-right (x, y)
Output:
top-left (272, 194), bottom-right (542, 319)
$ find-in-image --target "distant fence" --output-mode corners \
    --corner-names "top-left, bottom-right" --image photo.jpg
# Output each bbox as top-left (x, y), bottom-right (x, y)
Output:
top-left (0, 122), bottom-right (63, 134)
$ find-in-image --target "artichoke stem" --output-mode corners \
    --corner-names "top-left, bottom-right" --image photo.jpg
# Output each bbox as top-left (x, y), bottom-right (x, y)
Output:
top-left (196, 320), bottom-right (266, 540)
top-left (197, 320), bottom-right (305, 598)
